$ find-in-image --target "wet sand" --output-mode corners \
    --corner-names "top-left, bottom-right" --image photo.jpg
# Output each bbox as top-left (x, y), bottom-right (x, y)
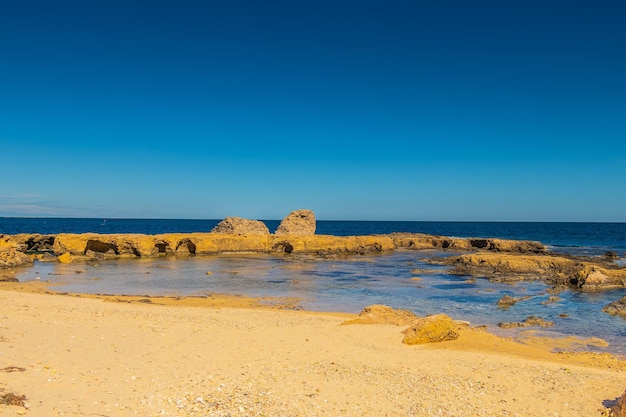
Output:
top-left (0, 283), bottom-right (624, 416)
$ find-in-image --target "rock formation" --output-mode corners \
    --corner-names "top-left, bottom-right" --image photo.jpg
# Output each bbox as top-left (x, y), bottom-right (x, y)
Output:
top-left (612, 389), bottom-right (626, 417)
top-left (0, 248), bottom-right (33, 269)
top-left (210, 217), bottom-right (270, 235)
top-left (275, 209), bottom-right (316, 236)
top-left (444, 252), bottom-right (626, 291)
top-left (392, 234), bottom-right (545, 253)
top-left (342, 304), bottom-right (418, 326)
top-left (603, 296), bottom-right (626, 319)
top-left (402, 314), bottom-right (459, 345)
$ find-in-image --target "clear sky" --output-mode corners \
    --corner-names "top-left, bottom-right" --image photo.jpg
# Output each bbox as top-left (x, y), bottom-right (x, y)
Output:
top-left (1, 0), bottom-right (625, 221)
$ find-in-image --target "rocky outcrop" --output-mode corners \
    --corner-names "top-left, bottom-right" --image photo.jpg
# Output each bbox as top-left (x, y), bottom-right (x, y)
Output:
top-left (4, 230), bottom-right (622, 292)
top-left (40, 233), bottom-right (397, 260)
top-left (391, 234), bottom-right (545, 253)
top-left (612, 389), bottom-right (626, 417)
top-left (402, 314), bottom-right (459, 345)
top-left (445, 252), bottom-right (626, 291)
top-left (603, 296), bottom-right (626, 319)
top-left (0, 248), bottom-right (33, 269)
top-left (275, 209), bottom-right (316, 236)
top-left (211, 217), bottom-right (270, 235)
top-left (342, 305), bottom-right (418, 326)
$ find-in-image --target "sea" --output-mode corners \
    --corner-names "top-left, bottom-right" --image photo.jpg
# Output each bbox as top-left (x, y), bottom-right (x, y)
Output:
top-left (2, 218), bottom-right (626, 355)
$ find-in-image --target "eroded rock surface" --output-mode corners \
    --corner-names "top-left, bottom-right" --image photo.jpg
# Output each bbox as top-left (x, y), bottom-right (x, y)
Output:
top-left (392, 234), bottom-right (545, 253)
top-left (275, 209), bottom-right (316, 236)
top-left (402, 314), bottom-right (459, 345)
top-left (211, 217), bottom-right (270, 235)
top-left (445, 252), bottom-right (626, 291)
top-left (0, 248), bottom-right (33, 269)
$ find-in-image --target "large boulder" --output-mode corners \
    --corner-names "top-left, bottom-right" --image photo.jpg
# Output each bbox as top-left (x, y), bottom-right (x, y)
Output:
top-left (343, 304), bottom-right (418, 326)
top-left (402, 314), bottom-right (459, 345)
top-left (211, 217), bottom-right (270, 235)
top-left (613, 389), bottom-right (626, 417)
top-left (275, 209), bottom-right (316, 236)
top-left (0, 248), bottom-right (33, 269)
top-left (603, 296), bottom-right (626, 318)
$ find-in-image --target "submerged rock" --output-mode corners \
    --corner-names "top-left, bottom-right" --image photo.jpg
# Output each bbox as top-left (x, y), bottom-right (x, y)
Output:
top-left (497, 295), bottom-right (531, 309)
top-left (275, 209), bottom-right (316, 236)
top-left (541, 296), bottom-right (561, 305)
top-left (343, 304), bottom-right (418, 326)
top-left (211, 217), bottom-right (270, 235)
top-left (603, 296), bottom-right (626, 319)
top-left (498, 316), bottom-right (554, 329)
top-left (402, 314), bottom-right (459, 345)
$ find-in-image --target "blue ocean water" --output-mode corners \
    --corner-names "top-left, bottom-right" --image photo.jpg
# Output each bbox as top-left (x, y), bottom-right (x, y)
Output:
top-left (3, 218), bottom-right (626, 355)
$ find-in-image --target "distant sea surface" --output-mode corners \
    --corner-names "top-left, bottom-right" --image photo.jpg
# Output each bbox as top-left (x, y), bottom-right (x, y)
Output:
top-left (1, 217), bottom-right (625, 256)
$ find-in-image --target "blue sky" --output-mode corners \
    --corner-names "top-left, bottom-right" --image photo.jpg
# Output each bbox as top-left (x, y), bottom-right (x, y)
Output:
top-left (1, 0), bottom-right (625, 221)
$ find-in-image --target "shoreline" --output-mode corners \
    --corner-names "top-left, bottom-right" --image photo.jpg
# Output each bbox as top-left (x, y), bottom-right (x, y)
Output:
top-left (0, 284), bottom-right (624, 416)
top-left (1, 281), bottom-right (623, 364)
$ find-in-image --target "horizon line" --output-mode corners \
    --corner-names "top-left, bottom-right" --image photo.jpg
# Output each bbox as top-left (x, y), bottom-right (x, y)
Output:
top-left (1, 216), bottom-right (625, 224)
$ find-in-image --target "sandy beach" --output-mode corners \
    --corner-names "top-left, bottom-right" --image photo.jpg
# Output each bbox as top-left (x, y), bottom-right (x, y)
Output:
top-left (0, 284), bottom-right (624, 417)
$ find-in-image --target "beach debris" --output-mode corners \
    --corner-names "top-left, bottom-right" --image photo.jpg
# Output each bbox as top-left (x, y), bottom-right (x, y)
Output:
top-left (211, 217), bottom-right (270, 235)
top-left (603, 296), bottom-right (626, 319)
top-left (342, 304), bottom-right (418, 326)
top-left (275, 209), bottom-right (316, 236)
top-left (0, 391), bottom-right (27, 407)
top-left (612, 388), bottom-right (626, 417)
top-left (402, 314), bottom-right (459, 345)
top-left (497, 295), bottom-right (531, 309)
top-left (0, 366), bottom-right (25, 373)
top-left (498, 316), bottom-right (554, 328)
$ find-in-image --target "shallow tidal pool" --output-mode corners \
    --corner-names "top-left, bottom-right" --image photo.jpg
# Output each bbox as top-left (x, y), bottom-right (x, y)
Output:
top-left (16, 250), bottom-right (626, 355)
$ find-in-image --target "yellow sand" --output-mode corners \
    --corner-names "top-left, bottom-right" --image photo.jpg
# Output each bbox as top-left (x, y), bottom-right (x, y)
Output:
top-left (0, 284), bottom-right (624, 417)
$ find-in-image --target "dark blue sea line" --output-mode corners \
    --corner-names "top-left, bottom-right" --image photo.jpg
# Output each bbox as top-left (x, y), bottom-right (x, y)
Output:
top-left (0, 218), bottom-right (625, 254)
